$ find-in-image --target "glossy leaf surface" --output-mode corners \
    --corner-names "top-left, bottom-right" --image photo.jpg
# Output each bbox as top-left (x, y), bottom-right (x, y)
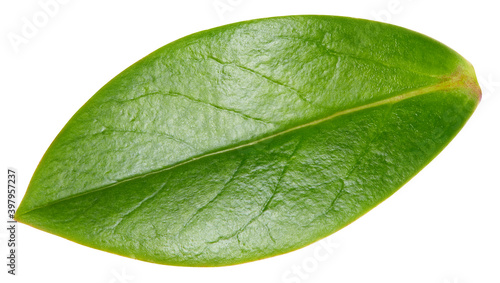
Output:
top-left (16, 15), bottom-right (480, 266)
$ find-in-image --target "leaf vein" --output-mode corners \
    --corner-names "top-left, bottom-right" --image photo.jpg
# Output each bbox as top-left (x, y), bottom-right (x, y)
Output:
top-left (313, 103), bottom-right (395, 222)
top-left (207, 138), bottom-right (302, 245)
top-left (176, 158), bottom-right (245, 237)
top-left (119, 90), bottom-right (274, 125)
top-left (110, 180), bottom-right (167, 231)
top-left (205, 55), bottom-right (317, 107)
top-left (18, 75), bottom-right (465, 217)
top-left (276, 35), bottom-right (443, 79)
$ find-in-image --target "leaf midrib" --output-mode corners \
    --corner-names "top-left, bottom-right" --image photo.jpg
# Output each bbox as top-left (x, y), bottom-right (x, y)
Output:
top-left (17, 72), bottom-right (475, 218)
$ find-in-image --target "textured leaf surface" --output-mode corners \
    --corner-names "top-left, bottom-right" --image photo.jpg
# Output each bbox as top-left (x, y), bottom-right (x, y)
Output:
top-left (15, 15), bottom-right (480, 266)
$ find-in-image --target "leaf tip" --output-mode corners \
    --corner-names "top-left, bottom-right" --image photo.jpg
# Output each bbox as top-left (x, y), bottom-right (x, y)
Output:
top-left (461, 61), bottom-right (482, 102)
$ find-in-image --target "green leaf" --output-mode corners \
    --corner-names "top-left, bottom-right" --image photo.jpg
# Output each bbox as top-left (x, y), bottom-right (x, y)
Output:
top-left (15, 15), bottom-right (480, 266)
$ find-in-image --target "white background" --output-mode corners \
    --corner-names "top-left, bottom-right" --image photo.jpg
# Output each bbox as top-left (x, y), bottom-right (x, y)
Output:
top-left (1, 0), bottom-right (499, 282)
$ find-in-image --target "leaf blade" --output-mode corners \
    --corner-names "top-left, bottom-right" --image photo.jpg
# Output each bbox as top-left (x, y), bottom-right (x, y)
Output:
top-left (16, 15), bottom-right (480, 266)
